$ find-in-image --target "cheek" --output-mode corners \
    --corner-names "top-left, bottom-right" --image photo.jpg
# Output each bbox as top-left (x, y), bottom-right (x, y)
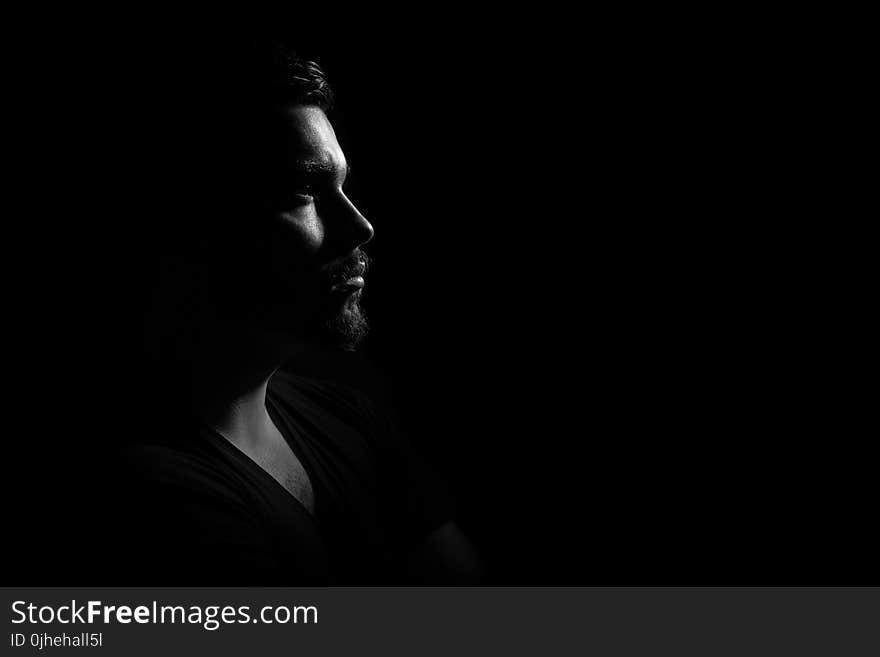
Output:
top-left (267, 211), bottom-right (325, 282)
top-left (277, 210), bottom-right (324, 254)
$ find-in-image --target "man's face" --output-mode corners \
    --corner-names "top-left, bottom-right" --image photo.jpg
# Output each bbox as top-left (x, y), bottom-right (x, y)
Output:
top-left (233, 104), bottom-right (374, 350)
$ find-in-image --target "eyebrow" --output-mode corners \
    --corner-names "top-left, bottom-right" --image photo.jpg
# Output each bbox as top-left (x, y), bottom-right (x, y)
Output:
top-left (292, 159), bottom-right (349, 180)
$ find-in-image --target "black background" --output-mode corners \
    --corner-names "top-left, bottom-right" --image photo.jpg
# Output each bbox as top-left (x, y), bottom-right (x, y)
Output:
top-left (5, 19), bottom-right (871, 585)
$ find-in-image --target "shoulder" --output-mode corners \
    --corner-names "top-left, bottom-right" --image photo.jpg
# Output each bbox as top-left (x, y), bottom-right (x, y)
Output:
top-left (269, 369), bottom-right (387, 434)
top-left (117, 440), bottom-right (251, 509)
top-left (269, 369), bottom-right (377, 410)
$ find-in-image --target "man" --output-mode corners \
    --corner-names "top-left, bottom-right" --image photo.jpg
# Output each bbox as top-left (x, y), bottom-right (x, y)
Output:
top-left (115, 43), bottom-right (481, 584)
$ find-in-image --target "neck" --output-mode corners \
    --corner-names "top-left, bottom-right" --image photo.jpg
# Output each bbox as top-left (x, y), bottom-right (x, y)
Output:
top-left (186, 323), bottom-right (299, 449)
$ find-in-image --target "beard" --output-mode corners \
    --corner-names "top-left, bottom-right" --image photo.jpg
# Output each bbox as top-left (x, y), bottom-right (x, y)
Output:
top-left (252, 248), bottom-right (372, 351)
top-left (310, 248), bottom-right (371, 350)
top-left (315, 289), bottom-right (369, 351)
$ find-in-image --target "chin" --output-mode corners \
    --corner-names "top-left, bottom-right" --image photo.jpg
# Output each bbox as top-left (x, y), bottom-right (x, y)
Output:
top-left (325, 304), bottom-right (369, 352)
top-left (280, 301), bottom-right (370, 353)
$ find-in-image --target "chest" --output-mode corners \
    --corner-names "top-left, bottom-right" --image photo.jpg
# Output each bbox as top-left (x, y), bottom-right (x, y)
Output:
top-left (252, 437), bottom-right (316, 516)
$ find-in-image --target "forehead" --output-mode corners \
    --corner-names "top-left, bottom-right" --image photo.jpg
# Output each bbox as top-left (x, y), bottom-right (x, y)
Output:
top-left (275, 105), bottom-right (345, 169)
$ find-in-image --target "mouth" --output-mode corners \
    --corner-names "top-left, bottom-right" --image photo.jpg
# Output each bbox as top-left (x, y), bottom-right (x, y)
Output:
top-left (330, 275), bottom-right (365, 294)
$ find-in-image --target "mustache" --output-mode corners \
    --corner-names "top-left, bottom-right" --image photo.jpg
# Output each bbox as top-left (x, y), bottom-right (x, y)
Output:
top-left (323, 249), bottom-right (372, 286)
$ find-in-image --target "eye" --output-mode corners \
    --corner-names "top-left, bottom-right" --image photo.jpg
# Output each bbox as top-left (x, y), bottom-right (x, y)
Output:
top-left (279, 184), bottom-right (316, 209)
top-left (294, 184), bottom-right (315, 200)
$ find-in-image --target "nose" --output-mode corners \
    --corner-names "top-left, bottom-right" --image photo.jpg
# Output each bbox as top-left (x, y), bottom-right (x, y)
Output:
top-left (335, 192), bottom-right (374, 250)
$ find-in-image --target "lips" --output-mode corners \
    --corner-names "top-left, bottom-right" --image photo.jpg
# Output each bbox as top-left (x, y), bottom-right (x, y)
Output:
top-left (330, 275), bottom-right (365, 293)
top-left (325, 253), bottom-right (369, 294)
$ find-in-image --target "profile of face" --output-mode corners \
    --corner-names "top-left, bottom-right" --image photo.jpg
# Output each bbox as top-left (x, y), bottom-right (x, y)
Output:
top-left (222, 104), bottom-right (375, 351)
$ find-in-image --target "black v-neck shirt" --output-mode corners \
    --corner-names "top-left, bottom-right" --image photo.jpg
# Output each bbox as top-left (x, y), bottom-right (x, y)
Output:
top-left (114, 370), bottom-right (454, 584)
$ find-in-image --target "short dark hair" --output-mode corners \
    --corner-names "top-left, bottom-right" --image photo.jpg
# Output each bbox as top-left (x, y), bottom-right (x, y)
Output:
top-left (264, 46), bottom-right (334, 111)
top-left (197, 42), bottom-right (334, 113)
top-left (145, 39), bottom-right (334, 114)
top-left (136, 41), bottom-right (337, 254)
